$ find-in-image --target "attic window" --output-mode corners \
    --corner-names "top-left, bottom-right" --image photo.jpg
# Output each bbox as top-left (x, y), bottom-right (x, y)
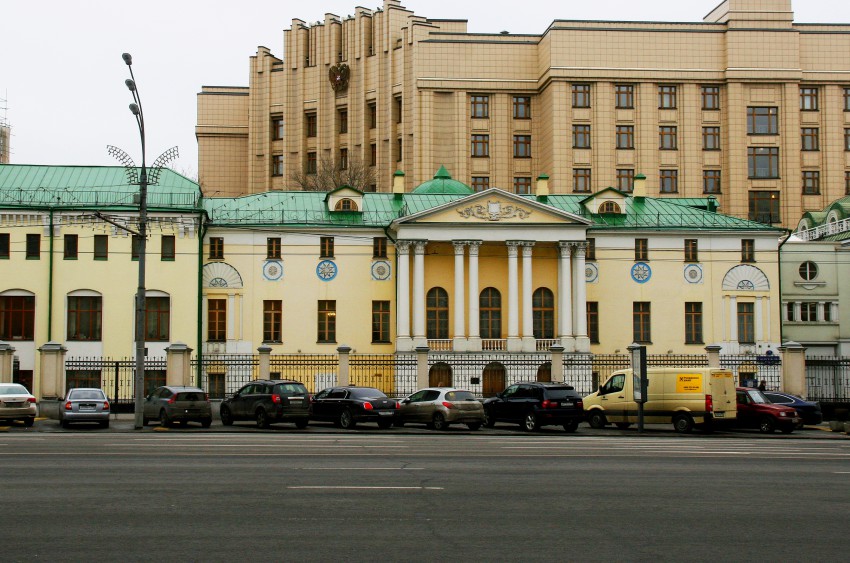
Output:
top-left (335, 198), bottom-right (358, 211)
top-left (599, 201), bottom-right (621, 214)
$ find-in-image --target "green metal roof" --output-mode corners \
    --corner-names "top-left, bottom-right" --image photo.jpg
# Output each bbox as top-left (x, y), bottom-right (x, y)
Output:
top-left (411, 166), bottom-right (473, 195)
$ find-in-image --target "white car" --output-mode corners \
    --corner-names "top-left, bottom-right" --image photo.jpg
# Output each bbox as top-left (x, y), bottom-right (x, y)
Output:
top-left (0, 383), bottom-right (38, 427)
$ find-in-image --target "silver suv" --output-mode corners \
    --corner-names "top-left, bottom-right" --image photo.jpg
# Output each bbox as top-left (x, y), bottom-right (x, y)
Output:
top-left (143, 386), bottom-right (212, 428)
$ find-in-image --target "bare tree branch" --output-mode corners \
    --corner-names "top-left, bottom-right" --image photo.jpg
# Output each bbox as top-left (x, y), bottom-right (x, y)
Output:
top-left (289, 152), bottom-right (376, 192)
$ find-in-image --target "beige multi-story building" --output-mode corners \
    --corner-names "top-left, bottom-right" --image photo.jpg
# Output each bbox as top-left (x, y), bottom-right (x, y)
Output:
top-left (197, 0), bottom-right (850, 228)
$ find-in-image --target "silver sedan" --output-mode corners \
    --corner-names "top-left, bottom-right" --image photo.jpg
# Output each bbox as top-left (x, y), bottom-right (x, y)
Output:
top-left (398, 387), bottom-right (485, 431)
top-left (0, 383), bottom-right (38, 427)
top-left (60, 388), bottom-right (111, 428)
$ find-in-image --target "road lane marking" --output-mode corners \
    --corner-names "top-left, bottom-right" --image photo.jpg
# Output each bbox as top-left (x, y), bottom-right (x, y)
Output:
top-left (287, 486), bottom-right (443, 490)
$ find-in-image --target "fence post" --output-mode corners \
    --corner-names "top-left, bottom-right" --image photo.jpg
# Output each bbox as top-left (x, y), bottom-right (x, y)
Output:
top-left (705, 345), bottom-right (721, 368)
top-left (338, 345), bottom-right (351, 386)
top-left (415, 346), bottom-right (430, 389)
top-left (37, 342), bottom-right (67, 400)
top-left (0, 342), bottom-right (15, 383)
top-left (779, 341), bottom-right (807, 396)
top-left (166, 342), bottom-right (194, 387)
top-left (550, 345), bottom-right (565, 382)
top-left (257, 345), bottom-right (272, 379)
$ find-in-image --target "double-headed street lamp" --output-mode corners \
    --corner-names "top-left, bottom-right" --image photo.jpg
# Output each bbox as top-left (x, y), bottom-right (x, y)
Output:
top-left (108, 53), bottom-right (177, 429)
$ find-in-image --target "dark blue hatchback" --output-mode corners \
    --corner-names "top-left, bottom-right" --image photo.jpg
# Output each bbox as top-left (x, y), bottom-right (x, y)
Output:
top-left (763, 391), bottom-right (823, 426)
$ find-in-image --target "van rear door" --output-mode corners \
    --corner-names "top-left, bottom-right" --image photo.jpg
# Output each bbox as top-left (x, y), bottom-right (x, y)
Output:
top-left (709, 371), bottom-right (736, 420)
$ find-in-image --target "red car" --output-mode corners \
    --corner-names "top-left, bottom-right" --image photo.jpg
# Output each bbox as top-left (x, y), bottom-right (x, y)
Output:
top-left (735, 387), bottom-right (800, 434)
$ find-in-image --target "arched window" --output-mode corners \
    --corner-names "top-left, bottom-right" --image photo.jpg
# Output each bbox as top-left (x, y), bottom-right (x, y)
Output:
top-left (599, 201), bottom-right (621, 214)
top-left (426, 287), bottom-right (449, 339)
top-left (479, 287), bottom-right (502, 339)
top-left (532, 287), bottom-right (555, 339)
top-left (334, 198), bottom-right (358, 211)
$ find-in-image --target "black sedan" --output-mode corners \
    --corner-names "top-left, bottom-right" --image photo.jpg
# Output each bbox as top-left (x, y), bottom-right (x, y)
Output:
top-left (310, 386), bottom-right (399, 429)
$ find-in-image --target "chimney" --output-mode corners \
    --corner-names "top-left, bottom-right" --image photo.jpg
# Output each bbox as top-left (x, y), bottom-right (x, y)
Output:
top-left (632, 173), bottom-right (646, 199)
top-left (392, 170), bottom-right (405, 195)
top-left (707, 195), bottom-right (718, 213)
top-left (535, 174), bottom-right (550, 198)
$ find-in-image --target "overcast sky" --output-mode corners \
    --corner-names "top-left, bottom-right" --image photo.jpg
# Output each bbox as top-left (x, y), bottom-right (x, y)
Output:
top-left (2, 0), bottom-right (849, 179)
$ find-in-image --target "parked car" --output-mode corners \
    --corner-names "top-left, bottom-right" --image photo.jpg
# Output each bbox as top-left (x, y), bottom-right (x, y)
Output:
top-left (142, 386), bottom-right (212, 428)
top-left (762, 391), bottom-right (823, 427)
top-left (735, 387), bottom-right (800, 434)
top-left (397, 387), bottom-right (485, 431)
top-left (60, 388), bottom-right (110, 428)
top-left (310, 386), bottom-right (399, 429)
top-left (483, 382), bottom-right (584, 432)
top-left (220, 379), bottom-right (310, 429)
top-left (0, 383), bottom-right (38, 427)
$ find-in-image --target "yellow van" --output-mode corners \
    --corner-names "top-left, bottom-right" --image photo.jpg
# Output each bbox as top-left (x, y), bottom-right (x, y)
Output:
top-left (582, 368), bottom-right (737, 433)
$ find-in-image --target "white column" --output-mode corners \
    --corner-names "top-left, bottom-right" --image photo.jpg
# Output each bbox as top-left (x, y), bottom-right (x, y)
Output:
top-left (467, 241), bottom-right (481, 351)
top-left (755, 296), bottom-right (764, 343)
top-left (521, 243), bottom-right (535, 351)
top-left (412, 240), bottom-right (428, 347)
top-left (557, 242), bottom-right (574, 351)
top-left (452, 241), bottom-right (466, 351)
top-left (227, 294), bottom-right (236, 342)
top-left (395, 241), bottom-right (412, 351)
top-left (507, 242), bottom-right (521, 351)
top-left (817, 301), bottom-right (825, 322)
top-left (572, 242), bottom-right (589, 351)
top-left (729, 295), bottom-right (738, 344)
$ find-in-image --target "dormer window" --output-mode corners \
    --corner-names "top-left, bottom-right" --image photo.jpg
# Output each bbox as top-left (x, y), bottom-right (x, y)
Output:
top-left (599, 201), bottom-right (621, 214)
top-left (335, 198), bottom-right (358, 211)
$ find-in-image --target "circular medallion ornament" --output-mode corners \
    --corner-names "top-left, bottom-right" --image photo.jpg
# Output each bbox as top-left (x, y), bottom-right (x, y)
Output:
top-left (585, 262), bottom-right (599, 283)
top-left (263, 260), bottom-right (283, 281)
top-left (316, 260), bottom-right (338, 281)
top-left (683, 264), bottom-right (703, 284)
top-left (371, 260), bottom-right (391, 281)
top-left (630, 262), bottom-right (652, 284)
top-left (328, 62), bottom-right (350, 92)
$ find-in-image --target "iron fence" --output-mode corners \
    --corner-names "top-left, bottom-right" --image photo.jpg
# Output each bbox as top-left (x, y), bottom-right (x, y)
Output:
top-left (721, 354), bottom-right (782, 390)
top-left (350, 354), bottom-right (417, 398)
top-left (194, 355), bottom-right (259, 399)
top-left (269, 354), bottom-right (338, 393)
top-left (65, 357), bottom-right (167, 410)
top-left (806, 356), bottom-right (850, 402)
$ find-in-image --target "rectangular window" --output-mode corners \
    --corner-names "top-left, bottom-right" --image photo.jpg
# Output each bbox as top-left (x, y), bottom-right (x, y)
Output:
top-left (615, 85), bottom-right (634, 109)
top-left (394, 96), bottom-right (403, 123)
top-left (845, 88), bottom-right (850, 111)
top-left (741, 239), bottom-right (755, 262)
top-left (658, 85), bottom-right (677, 109)
top-left (373, 237), bottom-right (387, 258)
top-left (372, 301), bottom-right (391, 343)
top-left (701, 86), bottom-right (720, 110)
top-left (587, 302), bottom-right (599, 344)
top-left (143, 296), bottom-right (170, 342)
top-left (161, 235), bottom-right (175, 261)
top-left (800, 302), bottom-right (818, 322)
top-left (747, 107), bottom-right (778, 135)
top-left (513, 96), bottom-right (531, 119)
top-left (306, 152), bottom-right (317, 175)
top-left (513, 135), bottom-right (531, 158)
top-left (263, 300), bottom-right (282, 342)
top-left (63, 234), bottom-right (78, 260)
top-left (616, 125), bottom-right (634, 149)
top-left (616, 169), bottom-right (634, 192)
top-left (573, 125), bottom-right (591, 149)
top-left (470, 95), bottom-right (489, 118)
top-left (633, 302), bottom-right (651, 343)
top-left (370, 143), bottom-right (377, 166)
top-left (800, 87), bottom-right (819, 111)
top-left (471, 134), bottom-right (489, 157)
top-left (471, 176), bottom-right (490, 192)
top-left (305, 113), bottom-right (317, 137)
top-left (272, 155), bottom-right (284, 177)
top-left (748, 147), bottom-right (779, 178)
top-left (703, 127), bottom-right (720, 150)
top-left (572, 84), bottom-right (591, 108)
top-left (207, 299), bottom-right (226, 342)
top-left (585, 238), bottom-right (596, 261)
top-left (573, 168), bottom-right (592, 193)
top-left (338, 108), bottom-right (348, 134)
top-left (825, 303), bottom-right (833, 322)
top-left (67, 296), bottom-right (102, 341)
top-left (318, 300), bottom-right (336, 342)
top-left (845, 128), bottom-right (850, 151)
top-left (267, 237), bottom-right (281, 259)
top-left (272, 117), bottom-right (284, 140)
top-left (339, 148), bottom-right (348, 170)
top-left (660, 169), bottom-right (678, 193)
top-left (26, 234), bottom-right (40, 259)
top-left (0, 296), bottom-right (35, 340)
top-left (786, 302), bottom-right (795, 322)
top-left (685, 239), bottom-right (698, 263)
top-left (209, 237), bottom-right (224, 260)
top-left (635, 238), bottom-right (648, 261)
top-left (514, 177), bottom-right (532, 195)
top-left (320, 236), bottom-right (334, 258)
top-left (801, 128), bottom-right (819, 151)
top-left (737, 302), bottom-right (755, 344)
top-left (0, 233), bottom-right (9, 259)
top-left (748, 191), bottom-right (780, 224)
top-left (703, 169), bottom-right (721, 194)
top-left (846, 171), bottom-right (850, 195)
top-left (685, 302), bottom-right (703, 345)
top-left (659, 126), bottom-right (678, 150)
top-left (368, 102), bottom-right (377, 128)
top-left (802, 171), bottom-right (820, 195)
top-left (396, 138), bottom-right (403, 162)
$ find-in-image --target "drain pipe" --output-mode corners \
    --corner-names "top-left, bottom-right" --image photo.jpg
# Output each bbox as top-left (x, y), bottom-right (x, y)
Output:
top-left (47, 208), bottom-right (55, 341)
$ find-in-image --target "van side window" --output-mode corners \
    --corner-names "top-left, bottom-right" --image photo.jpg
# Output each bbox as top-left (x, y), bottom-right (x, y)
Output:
top-left (601, 374), bottom-right (625, 395)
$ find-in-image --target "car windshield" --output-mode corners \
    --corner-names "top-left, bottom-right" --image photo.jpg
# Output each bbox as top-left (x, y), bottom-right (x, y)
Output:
top-left (0, 384), bottom-right (28, 395)
top-left (545, 388), bottom-right (577, 400)
top-left (349, 388), bottom-right (387, 399)
top-left (69, 390), bottom-right (105, 400)
top-left (445, 391), bottom-right (476, 402)
top-left (746, 389), bottom-right (770, 404)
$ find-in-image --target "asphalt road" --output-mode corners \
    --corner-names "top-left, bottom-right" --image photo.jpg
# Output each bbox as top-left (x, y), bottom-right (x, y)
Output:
top-left (1, 433), bottom-right (848, 562)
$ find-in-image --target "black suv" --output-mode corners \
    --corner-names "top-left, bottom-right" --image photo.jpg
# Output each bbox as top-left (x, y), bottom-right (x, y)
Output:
top-left (220, 379), bottom-right (310, 429)
top-left (483, 382), bottom-right (584, 432)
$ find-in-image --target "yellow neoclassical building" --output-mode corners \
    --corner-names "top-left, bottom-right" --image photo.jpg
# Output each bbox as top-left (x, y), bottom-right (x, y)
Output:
top-left (197, 0), bottom-right (850, 229)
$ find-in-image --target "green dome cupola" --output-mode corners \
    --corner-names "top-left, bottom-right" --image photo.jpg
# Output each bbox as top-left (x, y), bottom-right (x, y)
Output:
top-left (411, 166), bottom-right (473, 195)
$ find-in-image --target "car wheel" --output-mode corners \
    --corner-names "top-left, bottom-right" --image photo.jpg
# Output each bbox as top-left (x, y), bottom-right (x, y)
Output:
top-left (219, 406), bottom-right (233, 426)
top-left (339, 409), bottom-right (356, 429)
top-left (160, 410), bottom-right (172, 428)
top-left (377, 419), bottom-right (394, 430)
top-left (759, 416), bottom-right (776, 434)
top-left (467, 422), bottom-right (481, 431)
top-left (60, 419), bottom-right (69, 429)
top-left (483, 408), bottom-right (496, 428)
top-left (522, 411), bottom-right (539, 432)
top-left (201, 418), bottom-right (212, 429)
top-left (588, 411), bottom-right (607, 429)
top-left (394, 420), bottom-right (406, 428)
top-left (563, 420), bottom-right (579, 433)
top-left (256, 409), bottom-right (270, 429)
top-left (432, 413), bottom-right (449, 431)
top-left (295, 418), bottom-right (309, 429)
top-left (23, 417), bottom-right (34, 427)
top-left (673, 413), bottom-right (694, 434)
top-left (100, 420), bottom-right (110, 429)
top-left (615, 422), bottom-right (631, 430)
top-left (142, 417), bottom-right (149, 426)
